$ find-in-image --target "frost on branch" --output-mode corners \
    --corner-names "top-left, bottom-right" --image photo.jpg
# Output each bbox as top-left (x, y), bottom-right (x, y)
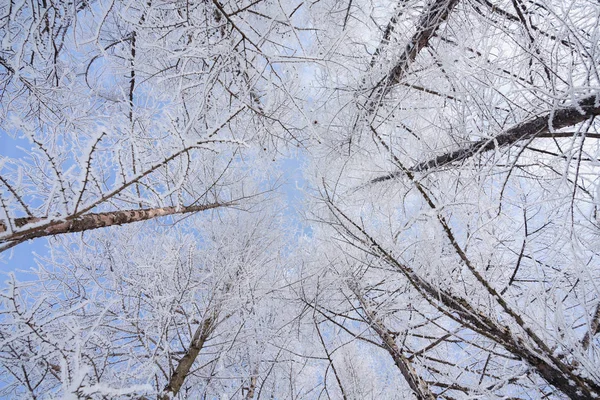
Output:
top-left (2, 0), bottom-right (600, 399)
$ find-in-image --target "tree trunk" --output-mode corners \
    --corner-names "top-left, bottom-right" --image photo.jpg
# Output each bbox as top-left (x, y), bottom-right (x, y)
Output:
top-left (159, 314), bottom-right (217, 400)
top-left (370, 94), bottom-right (600, 184)
top-left (0, 202), bottom-right (232, 252)
top-left (350, 283), bottom-right (436, 400)
top-left (364, 0), bottom-right (460, 115)
top-left (244, 373), bottom-right (258, 400)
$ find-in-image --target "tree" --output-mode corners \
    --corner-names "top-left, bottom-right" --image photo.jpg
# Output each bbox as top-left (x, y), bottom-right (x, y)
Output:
top-left (303, 0), bottom-right (600, 398)
top-left (0, 0), bottom-right (304, 252)
top-left (0, 204), bottom-right (290, 399)
top-left (2, 0), bottom-right (600, 399)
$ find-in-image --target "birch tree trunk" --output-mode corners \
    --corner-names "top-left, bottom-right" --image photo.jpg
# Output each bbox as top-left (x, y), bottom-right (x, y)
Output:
top-left (0, 202), bottom-right (232, 252)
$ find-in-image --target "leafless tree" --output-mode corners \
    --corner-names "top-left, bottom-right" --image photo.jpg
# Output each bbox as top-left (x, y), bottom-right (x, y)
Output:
top-left (3, 0), bottom-right (600, 399)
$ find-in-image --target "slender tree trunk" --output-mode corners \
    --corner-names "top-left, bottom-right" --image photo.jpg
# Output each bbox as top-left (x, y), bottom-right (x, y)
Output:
top-left (159, 314), bottom-right (217, 400)
top-left (244, 371), bottom-right (258, 400)
top-left (583, 303), bottom-right (600, 351)
top-left (0, 202), bottom-right (232, 252)
top-left (349, 0), bottom-right (460, 152)
top-left (370, 94), bottom-right (600, 184)
top-left (363, 0), bottom-right (460, 115)
top-left (350, 283), bottom-right (436, 400)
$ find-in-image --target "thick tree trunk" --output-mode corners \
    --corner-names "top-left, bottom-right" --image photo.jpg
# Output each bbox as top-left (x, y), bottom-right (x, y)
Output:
top-left (0, 202), bottom-right (231, 252)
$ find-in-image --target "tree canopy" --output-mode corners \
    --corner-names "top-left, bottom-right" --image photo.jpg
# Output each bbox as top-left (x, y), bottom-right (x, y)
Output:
top-left (2, 0), bottom-right (600, 399)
